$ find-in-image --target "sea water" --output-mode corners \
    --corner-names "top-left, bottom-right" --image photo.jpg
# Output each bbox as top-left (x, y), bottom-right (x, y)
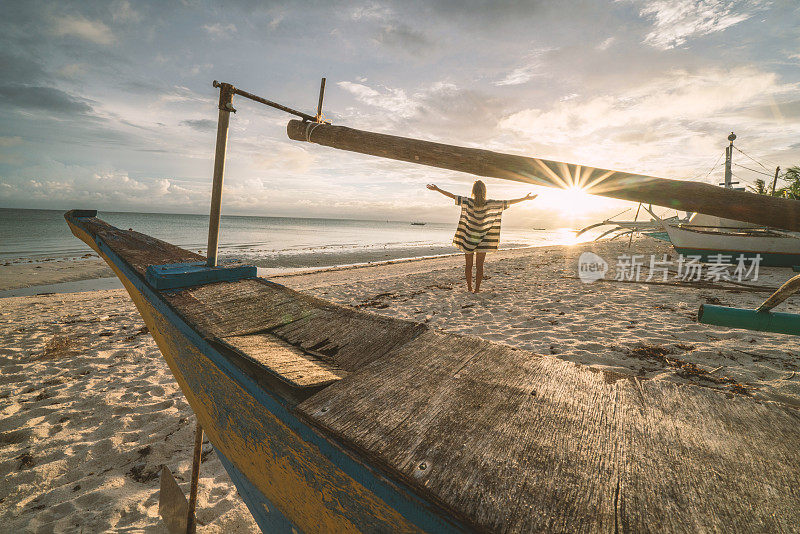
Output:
top-left (0, 208), bottom-right (585, 271)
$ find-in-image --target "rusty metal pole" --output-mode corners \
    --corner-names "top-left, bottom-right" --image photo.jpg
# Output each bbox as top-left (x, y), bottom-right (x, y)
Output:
top-left (206, 81), bottom-right (236, 267)
top-left (186, 421), bottom-right (204, 534)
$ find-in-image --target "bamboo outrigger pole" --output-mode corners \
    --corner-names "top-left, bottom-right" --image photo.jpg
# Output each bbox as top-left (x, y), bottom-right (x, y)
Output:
top-left (286, 120), bottom-right (800, 232)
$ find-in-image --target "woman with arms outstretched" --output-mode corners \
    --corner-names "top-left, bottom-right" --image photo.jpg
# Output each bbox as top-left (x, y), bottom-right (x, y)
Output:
top-left (427, 180), bottom-right (537, 293)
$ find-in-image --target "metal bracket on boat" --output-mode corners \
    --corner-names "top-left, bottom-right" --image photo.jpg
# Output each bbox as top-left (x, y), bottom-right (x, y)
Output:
top-left (212, 79), bottom-right (321, 122)
top-left (145, 261), bottom-right (257, 290)
top-left (215, 81), bottom-right (237, 113)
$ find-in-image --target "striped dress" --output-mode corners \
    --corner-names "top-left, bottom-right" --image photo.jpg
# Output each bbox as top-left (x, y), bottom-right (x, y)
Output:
top-left (452, 195), bottom-right (510, 253)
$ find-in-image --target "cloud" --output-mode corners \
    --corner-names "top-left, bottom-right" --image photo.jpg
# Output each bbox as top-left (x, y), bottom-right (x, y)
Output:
top-left (0, 136), bottom-right (23, 147)
top-left (338, 81), bottom-right (417, 118)
top-left (181, 119), bottom-right (217, 131)
top-left (596, 37), bottom-right (616, 50)
top-left (52, 15), bottom-right (115, 45)
top-left (493, 48), bottom-right (554, 86)
top-left (337, 79), bottom-right (511, 142)
top-left (0, 162), bottom-right (207, 212)
top-left (0, 52), bottom-right (48, 85)
top-left (0, 85), bottom-right (93, 115)
top-left (351, 4), bottom-right (393, 21)
top-left (56, 63), bottom-right (88, 79)
top-left (111, 0), bottom-right (142, 24)
top-left (202, 23), bottom-right (237, 38)
top-left (498, 67), bottom-right (798, 176)
top-left (634, 0), bottom-right (766, 49)
top-left (373, 23), bottom-right (433, 55)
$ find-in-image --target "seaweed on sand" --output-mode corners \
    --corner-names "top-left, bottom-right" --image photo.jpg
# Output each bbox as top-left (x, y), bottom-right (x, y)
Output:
top-left (626, 343), bottom-right (752, 395)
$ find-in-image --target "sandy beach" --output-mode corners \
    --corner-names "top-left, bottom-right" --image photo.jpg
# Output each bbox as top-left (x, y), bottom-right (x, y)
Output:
top-left (2, 237), bottom-right (799, 531)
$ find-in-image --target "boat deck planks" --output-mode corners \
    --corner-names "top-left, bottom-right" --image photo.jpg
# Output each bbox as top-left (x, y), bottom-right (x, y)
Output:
top-left (223, 333), bottom-right (346, 388)
top-left (76, 214), bottom-right (800, 532)
top-left (164, 278), bottom-right (425, 372)
top-left (78, 216), bottom-right (203, 276)
top-left (298, 333), bottom-right (800, 533)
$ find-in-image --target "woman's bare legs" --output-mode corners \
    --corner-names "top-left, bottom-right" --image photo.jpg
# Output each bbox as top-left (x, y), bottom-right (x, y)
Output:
top-left (464, 253), bottom-right (473, 292)
top-left (474, 252), bottom-right (486, 292)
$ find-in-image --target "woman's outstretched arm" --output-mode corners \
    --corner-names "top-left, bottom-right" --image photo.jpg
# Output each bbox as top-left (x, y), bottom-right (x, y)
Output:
top-left (427, 183), bottom-right (457, 200)
top-left (508, 192), bottom-right (537, 205)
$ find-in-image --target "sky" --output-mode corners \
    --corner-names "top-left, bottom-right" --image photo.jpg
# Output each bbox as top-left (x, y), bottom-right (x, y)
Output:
top-left (0, 0), bottom-right (798, 228)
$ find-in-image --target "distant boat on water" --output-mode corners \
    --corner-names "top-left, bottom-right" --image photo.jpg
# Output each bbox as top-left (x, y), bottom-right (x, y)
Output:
top-left (410, 221), bottom-right (426, 226)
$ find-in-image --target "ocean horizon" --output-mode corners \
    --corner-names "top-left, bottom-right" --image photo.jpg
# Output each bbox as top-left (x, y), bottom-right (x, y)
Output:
top-left (1, 207), bottom-right (587, 271)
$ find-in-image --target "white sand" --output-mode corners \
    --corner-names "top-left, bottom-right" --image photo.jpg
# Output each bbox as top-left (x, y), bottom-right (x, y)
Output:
top-left (0, 290), bottom-right (257, 533)
top-left (1, 237), bottom-right (798, 531)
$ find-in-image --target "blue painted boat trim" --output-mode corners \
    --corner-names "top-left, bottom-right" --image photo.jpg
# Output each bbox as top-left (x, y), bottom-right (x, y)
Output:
top-left (89, 235), bottom-right (466, 533)
top-left (145, 261), bottom-right (257, 290)
top-left (215, 448), bottom-right (297, 532)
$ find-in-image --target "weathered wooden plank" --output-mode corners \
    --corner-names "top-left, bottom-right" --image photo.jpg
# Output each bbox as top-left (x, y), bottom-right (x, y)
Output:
top-left (223, 333), bottom-right (346, 388)
top-left (78, 216), bottom-right (202, 275)
top-left (287, 119), bottom-right (800, 231)
top-left (270, 309), bottom-right (424, 370)
top-left (299, 331), bottom-right (487, 463)
top-left (297, 330), bottom-right (800, 533)
top-left (298, 332), bottom-right (623, 532)
top-left (164, 279), bottom-right (321, 338)
top-left (619, 379), bottom-right (800, 532)
top-left (165, 278), bottom-right (426, 372)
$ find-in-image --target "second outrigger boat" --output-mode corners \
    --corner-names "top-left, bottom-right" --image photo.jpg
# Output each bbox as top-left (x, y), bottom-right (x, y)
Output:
top-left (659, 212), bottom-right (800, 267)
top-left (65, 80), bottom-right (800, 533)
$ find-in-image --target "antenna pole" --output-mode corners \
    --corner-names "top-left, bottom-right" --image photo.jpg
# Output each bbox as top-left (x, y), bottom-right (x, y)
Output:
top-left (206, 81), bottom-right (236, 267)
top-left (724, 132), bottom-right (736, 189)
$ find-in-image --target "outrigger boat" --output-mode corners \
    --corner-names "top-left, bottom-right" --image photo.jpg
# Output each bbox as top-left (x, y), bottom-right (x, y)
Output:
top-left (65, 80), bottom-right (800, 533)
top-left (658, 212), bottom-right (800, 267)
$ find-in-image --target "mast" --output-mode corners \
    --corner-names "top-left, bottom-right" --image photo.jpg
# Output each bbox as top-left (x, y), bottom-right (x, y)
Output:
top-left (723, 132), bottom-right (736, 189)
top-left (206, 82), bottom-right (235, 267)
top-left (286, 120), bottom-right (800, 231)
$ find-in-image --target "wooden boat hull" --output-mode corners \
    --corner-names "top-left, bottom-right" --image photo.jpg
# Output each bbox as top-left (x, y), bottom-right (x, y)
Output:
top-left (664, 224), bottom-right (800, 267)
top-left (65, 212), bottom-right (463, 533)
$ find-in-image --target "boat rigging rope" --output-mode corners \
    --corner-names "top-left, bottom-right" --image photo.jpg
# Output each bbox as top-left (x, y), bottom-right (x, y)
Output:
top-left (733, 145), bottom-right (773, 173)
top-left (691, 150), bottom-right (725, 181)
top-left (305, 121), bottom-right (323, 142)
top-left (733, 162), bottom-right (774, 178)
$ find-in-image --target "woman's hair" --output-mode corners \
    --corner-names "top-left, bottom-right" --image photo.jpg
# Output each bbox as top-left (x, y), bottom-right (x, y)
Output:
top-left (471, 179), bottom-right (486, 207)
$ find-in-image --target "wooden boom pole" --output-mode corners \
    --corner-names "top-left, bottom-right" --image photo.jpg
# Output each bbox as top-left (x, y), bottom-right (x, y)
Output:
top-left (287, 120), bottom-right (800, 232)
